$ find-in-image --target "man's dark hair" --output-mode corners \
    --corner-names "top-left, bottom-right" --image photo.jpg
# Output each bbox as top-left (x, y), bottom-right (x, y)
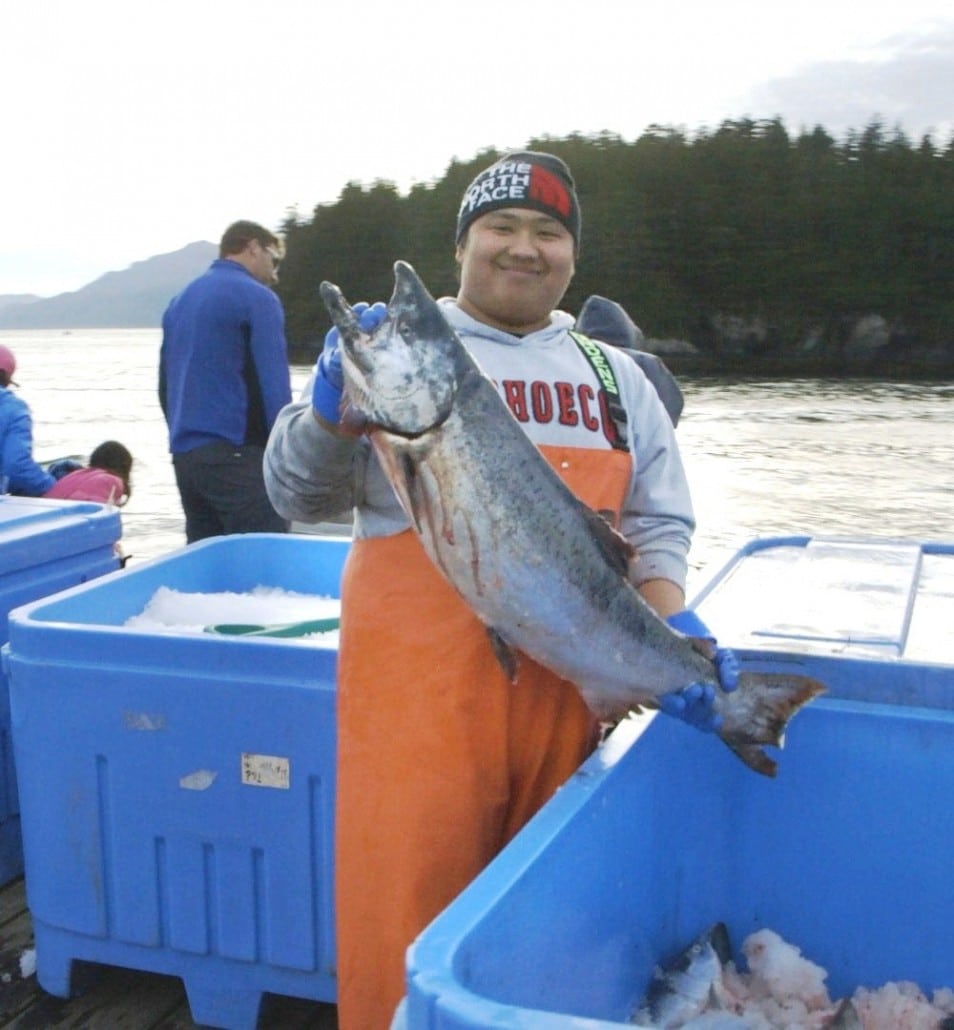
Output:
top-left (219, 220), bottom-right (279, 258)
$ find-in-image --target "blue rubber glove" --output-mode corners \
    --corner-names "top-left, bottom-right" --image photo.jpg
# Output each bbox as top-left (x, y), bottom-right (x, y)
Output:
top-left (312, 301), bottom-right (388, 424)
top-left (659, 609), bottom-right (740, 733)
top-left (48, 458), bottom-right (84, 480)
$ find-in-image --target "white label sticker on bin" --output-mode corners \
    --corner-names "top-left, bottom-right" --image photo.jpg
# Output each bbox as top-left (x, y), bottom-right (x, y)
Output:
top-left (241, 753), bottom-right (290, 789)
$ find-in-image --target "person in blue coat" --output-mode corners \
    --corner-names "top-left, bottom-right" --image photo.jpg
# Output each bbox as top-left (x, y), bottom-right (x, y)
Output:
top-left (0, 345), bottom-right (57, 496)
top-left (159, 220), bottom-right (293, 542)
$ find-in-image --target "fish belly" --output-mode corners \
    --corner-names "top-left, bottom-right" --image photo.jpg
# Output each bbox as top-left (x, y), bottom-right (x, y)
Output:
top-left (372, 383), bottom-right (709, 718)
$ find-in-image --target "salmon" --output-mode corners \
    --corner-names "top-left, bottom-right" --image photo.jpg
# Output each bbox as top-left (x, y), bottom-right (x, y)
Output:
top-left (320, 261), bottom-right (824, 776)
top-left (633, 922), bottom-right (733, 1027)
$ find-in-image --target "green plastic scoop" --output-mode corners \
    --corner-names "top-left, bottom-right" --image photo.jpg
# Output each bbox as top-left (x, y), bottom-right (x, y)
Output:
top-left (206, 617), bottom-right (340, 638)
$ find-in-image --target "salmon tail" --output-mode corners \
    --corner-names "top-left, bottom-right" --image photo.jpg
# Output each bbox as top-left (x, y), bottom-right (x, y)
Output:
top-left (717, 672), bottom-right (827, 778)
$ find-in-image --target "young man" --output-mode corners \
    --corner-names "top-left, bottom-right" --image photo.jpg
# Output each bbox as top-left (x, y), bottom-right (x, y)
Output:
top-left (159, 220), bottom-right (291, 542)
top-left (264, 153), bottom-right (736, 1028)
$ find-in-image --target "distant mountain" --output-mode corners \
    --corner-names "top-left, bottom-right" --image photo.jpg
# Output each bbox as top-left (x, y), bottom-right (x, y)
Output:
top-left (0, 293), bottom-right (41, 312)
top-left (0, 241), bottom-right (217, 329)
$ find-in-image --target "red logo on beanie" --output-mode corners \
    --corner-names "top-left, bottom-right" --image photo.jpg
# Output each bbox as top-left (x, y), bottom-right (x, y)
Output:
top-left (529, 165), bottom-right (571, 219)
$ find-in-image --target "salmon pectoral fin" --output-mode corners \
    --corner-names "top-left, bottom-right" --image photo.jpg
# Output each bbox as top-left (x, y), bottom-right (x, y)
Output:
top-left (717, 672), bottom-right (827, 778)
top-left (487, 627), bottom-right (519, 682)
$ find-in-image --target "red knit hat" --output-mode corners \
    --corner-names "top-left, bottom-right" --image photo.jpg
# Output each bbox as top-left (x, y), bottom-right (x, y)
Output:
top-left (0, 345), bottom-right (18, 387)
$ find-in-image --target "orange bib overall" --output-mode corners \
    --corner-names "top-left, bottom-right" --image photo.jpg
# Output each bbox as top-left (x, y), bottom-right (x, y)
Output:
top-left (334, 445), bottom-right (632, 1028)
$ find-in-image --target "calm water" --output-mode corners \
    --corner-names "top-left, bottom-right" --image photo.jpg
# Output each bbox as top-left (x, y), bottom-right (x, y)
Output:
top-left (4, 328), bottom-right (954, 590)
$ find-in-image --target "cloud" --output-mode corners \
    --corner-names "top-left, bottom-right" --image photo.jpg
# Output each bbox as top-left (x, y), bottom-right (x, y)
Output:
top-left (740, 21), bottom-right (954, 142)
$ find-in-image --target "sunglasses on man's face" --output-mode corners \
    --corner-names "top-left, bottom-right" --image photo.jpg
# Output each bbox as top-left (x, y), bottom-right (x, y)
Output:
top-left (264, 246), bottom-right (282, 268)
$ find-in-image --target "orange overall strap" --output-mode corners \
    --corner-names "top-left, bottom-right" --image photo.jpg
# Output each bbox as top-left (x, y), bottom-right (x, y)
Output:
top-left (334, 445), bottom-right (631, 1029)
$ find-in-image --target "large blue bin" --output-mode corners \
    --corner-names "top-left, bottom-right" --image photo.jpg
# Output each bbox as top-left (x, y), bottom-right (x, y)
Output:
top-left (404, 536), bottom-right (954, 1027)
top-left (691, 535), bottom-right (954, 710)
top-left (0, 496), bottom-right (121, 885)
top-left (5, 533), bottom-right (349, 1030)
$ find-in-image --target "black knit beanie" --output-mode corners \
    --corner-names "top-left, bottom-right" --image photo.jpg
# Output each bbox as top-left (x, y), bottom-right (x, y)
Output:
top-left (456, 151), bottom-right (581, 249)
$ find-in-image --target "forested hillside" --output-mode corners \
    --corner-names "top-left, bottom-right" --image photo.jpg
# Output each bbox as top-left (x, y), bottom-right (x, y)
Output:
top-left (276, 119), bottom-right (953, 375)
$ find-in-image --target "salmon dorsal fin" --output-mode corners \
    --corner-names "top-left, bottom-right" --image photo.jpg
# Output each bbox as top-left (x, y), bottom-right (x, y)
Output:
top-left (583, 506), bottom-right (635, 578)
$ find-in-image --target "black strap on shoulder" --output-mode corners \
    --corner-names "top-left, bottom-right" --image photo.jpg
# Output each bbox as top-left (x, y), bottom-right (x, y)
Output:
top-left (568, 331), bottom-right (629, 452)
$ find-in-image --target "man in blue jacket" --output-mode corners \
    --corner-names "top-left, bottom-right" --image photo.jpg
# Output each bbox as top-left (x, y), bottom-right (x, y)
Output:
top-left (159, 220), bottom-right (292, 542)
top-left (0, 345), bottom-right (57, 496)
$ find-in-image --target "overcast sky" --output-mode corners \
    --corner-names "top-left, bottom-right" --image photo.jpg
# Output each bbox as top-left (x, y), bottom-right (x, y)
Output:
top-left (3, 0), bottom-right (952, 297)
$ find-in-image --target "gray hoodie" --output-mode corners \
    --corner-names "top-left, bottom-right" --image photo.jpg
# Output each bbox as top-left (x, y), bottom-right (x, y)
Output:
top-left (263, 300), bottom-right (694, 589)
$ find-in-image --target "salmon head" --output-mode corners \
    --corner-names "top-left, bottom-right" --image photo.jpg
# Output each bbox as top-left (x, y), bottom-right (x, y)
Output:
top-left (319, 260), bottom-right (472, 436)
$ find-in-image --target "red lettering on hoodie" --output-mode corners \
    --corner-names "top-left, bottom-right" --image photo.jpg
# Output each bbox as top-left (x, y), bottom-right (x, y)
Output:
top-left (555, 381), bottom-right (579, 426)
top-left (530, 381), bottom-right (553, 423)
top-left (502, 380), bottom-right (529, 422)
top-left (578, 384), bottom-right (600, 432)
top-left (501, 378), bottom-right (612, 441)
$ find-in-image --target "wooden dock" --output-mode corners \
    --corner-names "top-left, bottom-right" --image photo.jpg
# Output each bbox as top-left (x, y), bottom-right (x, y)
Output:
top-left (0, 877), bottom-right (338, 1029)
